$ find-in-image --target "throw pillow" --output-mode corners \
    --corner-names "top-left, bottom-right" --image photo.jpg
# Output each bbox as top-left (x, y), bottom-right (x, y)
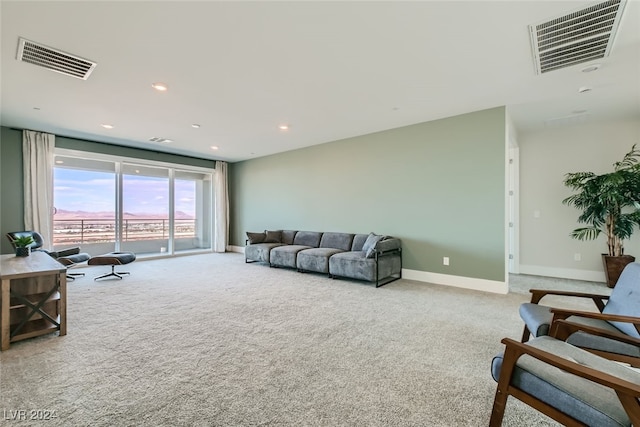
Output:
top-left (264, 230), bottom-right (282, 243)
top-left (362, 232), bottom-right (385, 258)
top-left (246, 231), bottom-right (266, 244)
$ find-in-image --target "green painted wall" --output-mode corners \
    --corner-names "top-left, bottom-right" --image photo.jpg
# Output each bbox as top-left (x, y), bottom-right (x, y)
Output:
top-left (0, 127), bottom-right (25, 254)
top-left (229, 107), bottom-right (507, 282)
top-left (0, 126), bottom-right (215, 254)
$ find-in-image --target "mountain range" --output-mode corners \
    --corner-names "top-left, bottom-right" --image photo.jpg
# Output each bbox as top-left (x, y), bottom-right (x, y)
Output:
top-left (53, 209), bottom-right (194, 220)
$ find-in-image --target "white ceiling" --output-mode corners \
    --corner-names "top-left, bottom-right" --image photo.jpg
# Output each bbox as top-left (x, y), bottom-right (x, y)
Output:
top-left (1, 0), bottom-right (639, 163)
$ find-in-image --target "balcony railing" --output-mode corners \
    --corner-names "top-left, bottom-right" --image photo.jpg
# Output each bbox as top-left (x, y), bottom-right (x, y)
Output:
top-left (53, 218), bottom-right (196, 245)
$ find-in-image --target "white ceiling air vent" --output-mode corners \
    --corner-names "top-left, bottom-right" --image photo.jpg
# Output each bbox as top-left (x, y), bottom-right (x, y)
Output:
top-left (529, 0), bottom-right (627, 74)
top-left (16, 37), bottom-right (97, 80)
top-left (149, 137), bottom-right (173, 143)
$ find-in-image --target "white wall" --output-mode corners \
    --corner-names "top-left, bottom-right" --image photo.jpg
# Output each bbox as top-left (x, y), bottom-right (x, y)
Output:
top-left (519, 118), bottom-right (640, 282)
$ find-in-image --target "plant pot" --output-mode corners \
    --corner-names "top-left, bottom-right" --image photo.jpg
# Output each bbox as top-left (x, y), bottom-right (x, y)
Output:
top-left (15, 247), bottom-right (31, 257)
top-left (602, 254), bottom-right (636, 288)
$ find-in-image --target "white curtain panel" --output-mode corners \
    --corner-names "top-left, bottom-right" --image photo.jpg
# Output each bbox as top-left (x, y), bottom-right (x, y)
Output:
top-left (213, 160), bottom-right (229, 252)
top-left (23, 130), bottom-right (55, 248)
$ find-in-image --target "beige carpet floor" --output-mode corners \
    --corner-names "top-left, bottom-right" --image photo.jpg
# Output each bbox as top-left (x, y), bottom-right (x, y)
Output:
top-left (0, 253), bottom-right (611, 426)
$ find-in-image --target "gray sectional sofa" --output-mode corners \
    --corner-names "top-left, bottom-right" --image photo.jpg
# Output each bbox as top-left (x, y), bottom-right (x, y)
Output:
top-left (245, 230), bottom-right (402, 287)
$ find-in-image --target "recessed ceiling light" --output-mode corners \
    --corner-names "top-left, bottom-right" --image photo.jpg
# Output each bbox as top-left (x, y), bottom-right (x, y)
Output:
top-left (278, 124), bottom-right (289, 131)
top-left (578, 86), bottom-right (592, 93)
top-left (191, 124), bottom-right (201, 128)
top-left (101, 124), bottom-right (114, 129)
top-left (151, 82), bottom-right (168, 91)
top-left (581, 64), bottom-right (601, 73)
top-left (210, 146), bottom-right (219, 150)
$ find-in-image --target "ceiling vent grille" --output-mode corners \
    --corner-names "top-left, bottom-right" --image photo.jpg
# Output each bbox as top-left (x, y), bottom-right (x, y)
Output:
top-left (16, 37), bottom-right (97, 80)
top-left (149, 137), bottom-right (173, 143)
top-left (529, 0), bottom-right (627, 74)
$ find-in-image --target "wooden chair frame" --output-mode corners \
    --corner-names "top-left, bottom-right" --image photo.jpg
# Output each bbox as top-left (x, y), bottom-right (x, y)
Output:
top-left (521, 289), bottom-right (609, 342)
top-left (490, 332), bottom-right (640, 426)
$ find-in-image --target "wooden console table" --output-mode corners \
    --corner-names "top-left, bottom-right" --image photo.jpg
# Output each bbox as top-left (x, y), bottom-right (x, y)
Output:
top-left (0, 251), bottom-right (67, 350)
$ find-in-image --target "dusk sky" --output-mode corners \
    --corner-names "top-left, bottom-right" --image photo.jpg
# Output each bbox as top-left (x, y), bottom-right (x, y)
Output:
top-left (54, 168), bottom-right (196, 216)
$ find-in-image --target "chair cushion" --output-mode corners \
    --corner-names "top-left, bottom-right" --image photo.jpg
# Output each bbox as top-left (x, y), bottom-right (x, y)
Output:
top-left (604, 262), bottom-right (640, 338)
top-left (88, 252), bottom-right (136, 266)
top-left (492, 336), bottom-right (638, 427)
top-left (57, 252), bottom-right (90, 266)
top-left (519, 303), bottom-right (552, 337)
top-left (564, 316), bottom-right (640, 357)
top-left (567, 331), bottom-right (640, 358)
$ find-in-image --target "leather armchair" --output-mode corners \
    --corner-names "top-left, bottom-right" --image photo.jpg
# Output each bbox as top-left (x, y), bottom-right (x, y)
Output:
top-left (6, 231), bottom-right (90, 280)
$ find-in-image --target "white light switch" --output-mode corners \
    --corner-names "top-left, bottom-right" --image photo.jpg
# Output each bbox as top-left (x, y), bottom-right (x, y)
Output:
top-left (534, 210), bottom-right (541, 218)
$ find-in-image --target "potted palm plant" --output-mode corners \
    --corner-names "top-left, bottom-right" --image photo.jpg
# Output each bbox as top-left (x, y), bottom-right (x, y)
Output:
top-left (563, 144), bottom-right (640, 287)
top-left (12, 235), bottom-right (35, 257)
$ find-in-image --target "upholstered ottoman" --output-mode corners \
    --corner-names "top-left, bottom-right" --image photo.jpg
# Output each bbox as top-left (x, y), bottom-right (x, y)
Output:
top-left (88, 252), bottom-right (136, 280)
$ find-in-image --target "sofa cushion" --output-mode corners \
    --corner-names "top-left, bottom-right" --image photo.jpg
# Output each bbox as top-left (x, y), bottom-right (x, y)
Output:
top-left (293, 231), bottom-right (322, 247)
top-left (329, 250), bottom-right (401, 282)
top-left (351, 234), bottom-right (369, 251)
top-left (297, 248), bottom-right (345, 274)
top-left (362, 232), bottom-right (385, 258)
top-left (245, 242), bottom-right (284, 263)
top-left (246, 231), bottom-right (266, 244)
top-left (270, 245), bottom-right (313, 268)
top-left (319, 232), bottom-right (354, 251)
top-left (264, 230), bottom-right (282, 243)
top-left (281, 230), bottom-right (298, 245)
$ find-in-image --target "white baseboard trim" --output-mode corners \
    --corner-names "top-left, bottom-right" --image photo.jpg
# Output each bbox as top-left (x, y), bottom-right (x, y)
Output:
top-left (402, 268), bottom-right (508, 294)
top-left (227, 245), bottom-right (245, 254)
top-left (518, 265), bottom-right (605, 283)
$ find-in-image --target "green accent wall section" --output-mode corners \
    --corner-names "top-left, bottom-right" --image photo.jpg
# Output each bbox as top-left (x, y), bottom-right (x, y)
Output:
top-left (229, 107), bottom-right (507, 282)
top-left (0, 127), bottom-right (25, 254)
top-left (0, 126), bottom-right (215, 254)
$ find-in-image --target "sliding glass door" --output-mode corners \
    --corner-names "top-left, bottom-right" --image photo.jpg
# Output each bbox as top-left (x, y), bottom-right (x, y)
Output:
top-left (174, 170), bottom-right (212, 253)
top-left (53, 156), bottom-right (117, 255)
top-left (120, 163), bottom-right (170, 255)
top-left (53, 150), bottom-right (213, 257)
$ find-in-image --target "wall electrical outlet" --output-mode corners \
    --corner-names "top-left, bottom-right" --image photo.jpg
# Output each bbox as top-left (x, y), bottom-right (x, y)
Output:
top-left (443, 257), bottom-right (450, 266)
top-left (574, 253), bottom-right (581, 261)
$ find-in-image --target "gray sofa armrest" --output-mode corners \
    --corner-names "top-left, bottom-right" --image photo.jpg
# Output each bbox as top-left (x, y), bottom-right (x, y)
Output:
top-left (374, 238), bottom-right (401, 255)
